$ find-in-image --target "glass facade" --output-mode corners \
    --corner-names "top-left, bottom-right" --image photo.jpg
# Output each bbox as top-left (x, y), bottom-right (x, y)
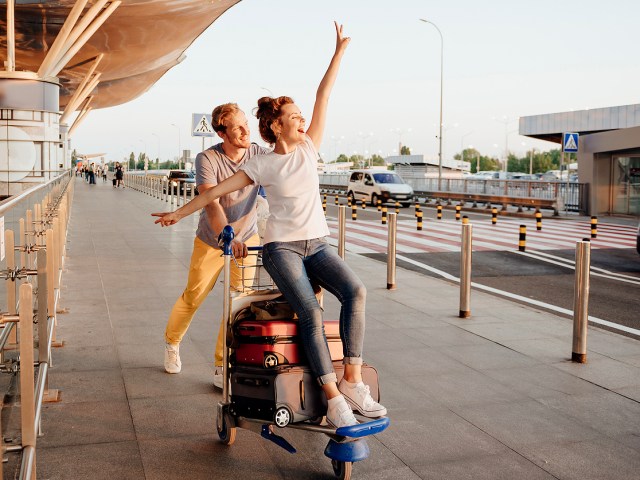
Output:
top-left (611, 156), bottom-right (640, 215)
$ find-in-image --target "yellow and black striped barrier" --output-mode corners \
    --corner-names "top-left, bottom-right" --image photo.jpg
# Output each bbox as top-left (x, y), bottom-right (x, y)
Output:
top-left (416, 209), bottom-right (423, 231)
top-left (381, 205), bottom-right (387, 225)
top-left (347, 197), bottom-right (352, 208)
top-left (491, 207), bottom-right (498, 225)
top-left (455, 205), bottom-right (462, 221)
top-left (377, 199), bottom-right (382, 211)
top-left (322, 198), bottom-right (327, 215)
top-left (335, 195), bottom-right (339, 205)
top-left (415, 202), bottom-right (420, 217)
top-left (395, 201), bottom-right (400, 214)
top-left (462, 215), bottom-right (469, 225)
top-left (351, 203), bottom-right (357, 221)
top-left (590, 216), bottom-right (598, 238)
top-left (535, 210), bottom-right (542, 230)
top-left (518, 224), bottom-right (527, 252)
top-left (361, 197), bottom-right (366, 210)
top-left (437, 204), bottom-right (443, 220)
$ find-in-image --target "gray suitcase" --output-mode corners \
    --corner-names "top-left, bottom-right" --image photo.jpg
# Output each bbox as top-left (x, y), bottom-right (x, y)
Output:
top-left (229, 362), bottom-right (380, 427)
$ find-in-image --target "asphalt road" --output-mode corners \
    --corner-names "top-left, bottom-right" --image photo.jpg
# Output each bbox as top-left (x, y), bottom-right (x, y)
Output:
top-left (365, 247), bottom-right (640, 337)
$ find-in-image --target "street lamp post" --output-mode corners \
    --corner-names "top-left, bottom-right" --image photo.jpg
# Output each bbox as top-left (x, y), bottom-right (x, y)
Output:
top-left (152, 133), bottom-right (160, 169)
top-left (420, 18), bottom-right (444, 190)
top-left (170, 123), bottom-right (181, 169)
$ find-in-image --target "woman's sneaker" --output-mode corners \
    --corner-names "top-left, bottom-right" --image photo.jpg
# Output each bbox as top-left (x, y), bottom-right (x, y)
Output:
top-left (338, 379), bottom-right (387, 418)
top-left (164, 343), bottom-right (181, 374)
top-left (326, 395), bottom-right (359, 429)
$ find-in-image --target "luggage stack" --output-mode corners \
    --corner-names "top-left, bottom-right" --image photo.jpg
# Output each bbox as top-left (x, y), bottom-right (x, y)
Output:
top-left (228, 296), bottom-right (380, 427)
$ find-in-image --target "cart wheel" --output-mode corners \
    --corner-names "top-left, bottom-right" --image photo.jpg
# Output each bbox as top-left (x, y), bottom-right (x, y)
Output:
top-left (331, 459), bottom-right (352, 480)
top-left (274, 406), bottom-right (292, 428)
top-left (308, 415), bottom-right (324, 425)
top-left (263, 353), bottom-right (278, 368)
top-left (217, 411), bottom-right (237, 445)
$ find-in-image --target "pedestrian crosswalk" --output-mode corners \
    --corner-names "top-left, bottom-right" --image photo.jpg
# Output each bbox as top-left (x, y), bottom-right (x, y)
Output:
top-left (325, 214), bottom-right (638, 254)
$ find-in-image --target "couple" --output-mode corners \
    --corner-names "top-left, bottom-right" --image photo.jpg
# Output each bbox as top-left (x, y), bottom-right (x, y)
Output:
top-left (154, 23), bottom-right (385, 429)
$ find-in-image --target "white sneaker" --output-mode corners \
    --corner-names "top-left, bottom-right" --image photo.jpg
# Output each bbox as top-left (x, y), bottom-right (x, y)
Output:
top-left (213, 365), bottom-right (223, 390)
top-left (164, 343), bottom-right (181, 374)
top-left (338, 380), bottom-right (387, 418)
top-left (326, 395), bottom-right (359, 429)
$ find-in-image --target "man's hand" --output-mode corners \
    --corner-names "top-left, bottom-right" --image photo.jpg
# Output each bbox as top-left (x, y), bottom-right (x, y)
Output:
top-left (231, 239), bottom-right (249, 258)
top-left (152, 211), bottom-right (182, 226)
top-left (334, 21), bottom-right (350, 53)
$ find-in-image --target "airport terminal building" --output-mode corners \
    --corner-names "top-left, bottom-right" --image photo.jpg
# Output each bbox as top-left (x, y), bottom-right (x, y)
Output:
top-left (520, 104), bottom-right (640, 216)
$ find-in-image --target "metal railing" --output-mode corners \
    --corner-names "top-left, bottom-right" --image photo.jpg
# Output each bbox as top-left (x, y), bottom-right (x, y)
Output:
top-left (0, 171), bottom-right (73, 479)
top-left (318, 173), bottom-right (588, 213)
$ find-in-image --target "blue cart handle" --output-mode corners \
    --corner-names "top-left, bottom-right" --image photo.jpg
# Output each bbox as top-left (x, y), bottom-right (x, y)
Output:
top-left (335, 417), bottom-right (390, 438)
top-left (218, 225), bottom-right (235, 255)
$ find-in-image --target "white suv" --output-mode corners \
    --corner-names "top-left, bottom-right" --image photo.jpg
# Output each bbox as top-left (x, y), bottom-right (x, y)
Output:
top-left (347, 169), bottom-right (414, 207)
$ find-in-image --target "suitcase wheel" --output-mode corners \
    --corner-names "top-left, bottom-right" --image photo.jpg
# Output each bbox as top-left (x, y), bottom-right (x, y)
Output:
top-left (274, 405), bottom-right (292, 428)
top-left (217, 411), bottom-right (237, 445)
top-left (263, 353), bottom-right (279, 368)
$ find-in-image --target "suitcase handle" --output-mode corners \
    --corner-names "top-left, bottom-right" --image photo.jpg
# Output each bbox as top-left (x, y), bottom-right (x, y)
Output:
top-left (236, 377), bottom-right (270, 387)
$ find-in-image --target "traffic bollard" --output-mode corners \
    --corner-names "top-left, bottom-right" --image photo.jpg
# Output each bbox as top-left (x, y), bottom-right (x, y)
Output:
top-left (335, 195), bottom-right (339, 205)
top-left (338, 206), bottom-right (346, 260)
top-left (455, 205), bottom-right (462, 221)
top-left (572, 239), bottom-right (591, 363)
top-left (381, 205), bottom-right (387, 225)
top-left (416, 209), bottom-right (423, 231)
top-left (323, 199), bottom-right (327, 216)
top-left (437, 205), bottom-right (443, 220)
top-left (351, 203), bottom-right (357, 221)
top-left (462, 215), bottom-right (469, 225)
top-left (491, 207), bottom-right (498, 225)
top-left (518, 225), bottom-right (526, 252)
top-left (361, 197), bottom-right (366, 210)
top-left (387, 213), bottom-right (397, 290)
top-left (536, 210), bottom-right (542, 230)
top-left (347, 197), bottom-right (352, 208)
top-left (590, 216), bottom-right (598, 238)
top-left (395, 201), bottom-right (400, 214)
top-left (459, 223), bottom-right (473, 318)
top-left (414, 201), bottom-right (420, 217)
top-left (377, 199), bottom-right (382, 212)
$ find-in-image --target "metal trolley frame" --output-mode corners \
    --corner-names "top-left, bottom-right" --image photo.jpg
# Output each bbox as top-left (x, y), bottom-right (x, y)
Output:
top-left (215, 226), bottom-right (389, 480)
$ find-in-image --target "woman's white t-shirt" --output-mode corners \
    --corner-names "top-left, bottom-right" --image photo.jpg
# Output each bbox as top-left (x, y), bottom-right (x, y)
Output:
top-left (240, 135), bottom-right (329, 245)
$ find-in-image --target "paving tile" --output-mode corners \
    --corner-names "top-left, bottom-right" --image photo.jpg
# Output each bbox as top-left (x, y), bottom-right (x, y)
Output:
top-left (117, 341), bottom-right (208, 368)
top-left (122, 363), bottom-right (216, 399)
top-left (128, 393), bottom-right (218, 440)
top-left (411, 451), bottom-right (556, 480)
top-left (39, 400), bottom-right (136, 447)
top-left (552, 356), bottom-right (640, 390)
top-left (38, 441), bottom-right (145, 480)
top-left (521, 437), bottom-right (640, 480)
top-left (51, 344), bottom-right (121, 372)
top-left (437, 343), bottom-right (540, 370)
top-left (49, 369), bottom-right (127, 404)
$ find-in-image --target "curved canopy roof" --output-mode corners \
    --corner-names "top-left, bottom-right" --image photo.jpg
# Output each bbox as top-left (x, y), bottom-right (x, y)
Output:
top-left (0, 0), bottom-right (240, 109)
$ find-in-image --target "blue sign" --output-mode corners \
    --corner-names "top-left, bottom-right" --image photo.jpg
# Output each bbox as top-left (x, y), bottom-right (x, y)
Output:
top-left (191, 113), bottom-right (215, 137)
top-left (562, 132), bottom-right (579, 153)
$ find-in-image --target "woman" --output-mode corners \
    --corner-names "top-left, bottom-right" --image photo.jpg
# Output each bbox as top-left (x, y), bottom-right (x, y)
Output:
top-left (153, 23), bottom-right (386, 428)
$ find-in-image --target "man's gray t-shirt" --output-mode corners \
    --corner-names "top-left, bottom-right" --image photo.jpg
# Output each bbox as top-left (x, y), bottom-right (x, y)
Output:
top-left (195, 143), bottom-right (269, 248)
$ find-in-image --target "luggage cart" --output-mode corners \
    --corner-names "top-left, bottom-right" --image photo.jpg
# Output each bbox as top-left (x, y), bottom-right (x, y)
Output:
top-left (215, 226), bottom-right (389, 480)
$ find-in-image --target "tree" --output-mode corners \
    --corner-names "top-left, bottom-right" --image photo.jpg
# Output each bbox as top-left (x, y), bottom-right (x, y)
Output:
top-left (335, 154), bottom-right (350, 163)
top-left (349, 154), bottom-right (365, 169)
top-left (400, 145), bottom-right (411, 155)
top-left (71, 149), bottom-right (79, 166)
top-left (370, 154), bottom-right (385, 166)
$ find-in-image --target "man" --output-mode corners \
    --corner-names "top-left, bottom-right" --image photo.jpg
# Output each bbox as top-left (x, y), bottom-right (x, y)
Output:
top-left (164, 103), bottom-right (268, 388)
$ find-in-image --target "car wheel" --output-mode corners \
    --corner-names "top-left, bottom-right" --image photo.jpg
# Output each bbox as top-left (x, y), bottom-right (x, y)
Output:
top-left (371, 193), bottom-right (378, 207)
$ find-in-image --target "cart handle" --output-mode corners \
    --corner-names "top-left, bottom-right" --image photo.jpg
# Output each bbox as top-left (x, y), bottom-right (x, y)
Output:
top-left (218, 226), bottom-right (263, 254)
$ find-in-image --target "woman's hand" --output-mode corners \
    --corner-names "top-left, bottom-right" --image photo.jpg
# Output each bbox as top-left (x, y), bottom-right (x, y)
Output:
top-left (334, 21), bottom-right (350, 53)
top-left (152, 211), bottom-right (183, 226)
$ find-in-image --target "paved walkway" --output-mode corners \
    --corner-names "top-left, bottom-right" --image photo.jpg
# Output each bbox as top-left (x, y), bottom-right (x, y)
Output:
top-left (38, 178), bottom-right (640, 479)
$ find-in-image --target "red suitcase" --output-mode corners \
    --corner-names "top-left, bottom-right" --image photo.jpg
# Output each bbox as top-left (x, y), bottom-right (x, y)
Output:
top-left (233, 319), bottom-right (343, 368)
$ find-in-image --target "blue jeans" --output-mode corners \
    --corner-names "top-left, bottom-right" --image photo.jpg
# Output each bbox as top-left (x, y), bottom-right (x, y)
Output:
top-left (262, 238), bottom-right (366, 385)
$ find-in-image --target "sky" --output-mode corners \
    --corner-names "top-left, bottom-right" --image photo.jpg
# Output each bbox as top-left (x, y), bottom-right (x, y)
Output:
top-left (73, 0), bottom-right (640, 166)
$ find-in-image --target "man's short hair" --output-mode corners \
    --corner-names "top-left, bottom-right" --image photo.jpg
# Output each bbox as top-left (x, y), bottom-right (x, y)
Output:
top-left (211, 103), bottom-right (241, 133)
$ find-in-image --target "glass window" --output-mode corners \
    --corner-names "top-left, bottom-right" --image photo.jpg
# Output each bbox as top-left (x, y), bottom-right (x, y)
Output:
top-left (373, 173), bottom-right (403, 184)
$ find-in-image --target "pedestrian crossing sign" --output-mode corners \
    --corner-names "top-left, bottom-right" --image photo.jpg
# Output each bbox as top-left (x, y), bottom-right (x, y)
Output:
top-left (191, 113), bottom-right (215, 137)
top-left (562, 132), bottom-right (579, 153)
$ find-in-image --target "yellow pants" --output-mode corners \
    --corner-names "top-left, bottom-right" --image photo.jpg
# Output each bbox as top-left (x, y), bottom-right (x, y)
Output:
top-left (164, 234), bottom-right (260, 365)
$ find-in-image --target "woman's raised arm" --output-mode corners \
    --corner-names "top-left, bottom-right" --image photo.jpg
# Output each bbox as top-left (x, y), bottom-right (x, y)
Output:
top-left (306, 22), bottom-right (350, 150)
top-left (152, 170), bottom-right (253, 226)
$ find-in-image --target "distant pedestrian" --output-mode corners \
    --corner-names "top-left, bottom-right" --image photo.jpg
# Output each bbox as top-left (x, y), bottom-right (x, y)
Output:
top-left (89, 163), bottom-right (97, 184)
top-left (102, 164), bottom-right (108, 182)
top-left (115, 162), bottom-right (124, 187)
